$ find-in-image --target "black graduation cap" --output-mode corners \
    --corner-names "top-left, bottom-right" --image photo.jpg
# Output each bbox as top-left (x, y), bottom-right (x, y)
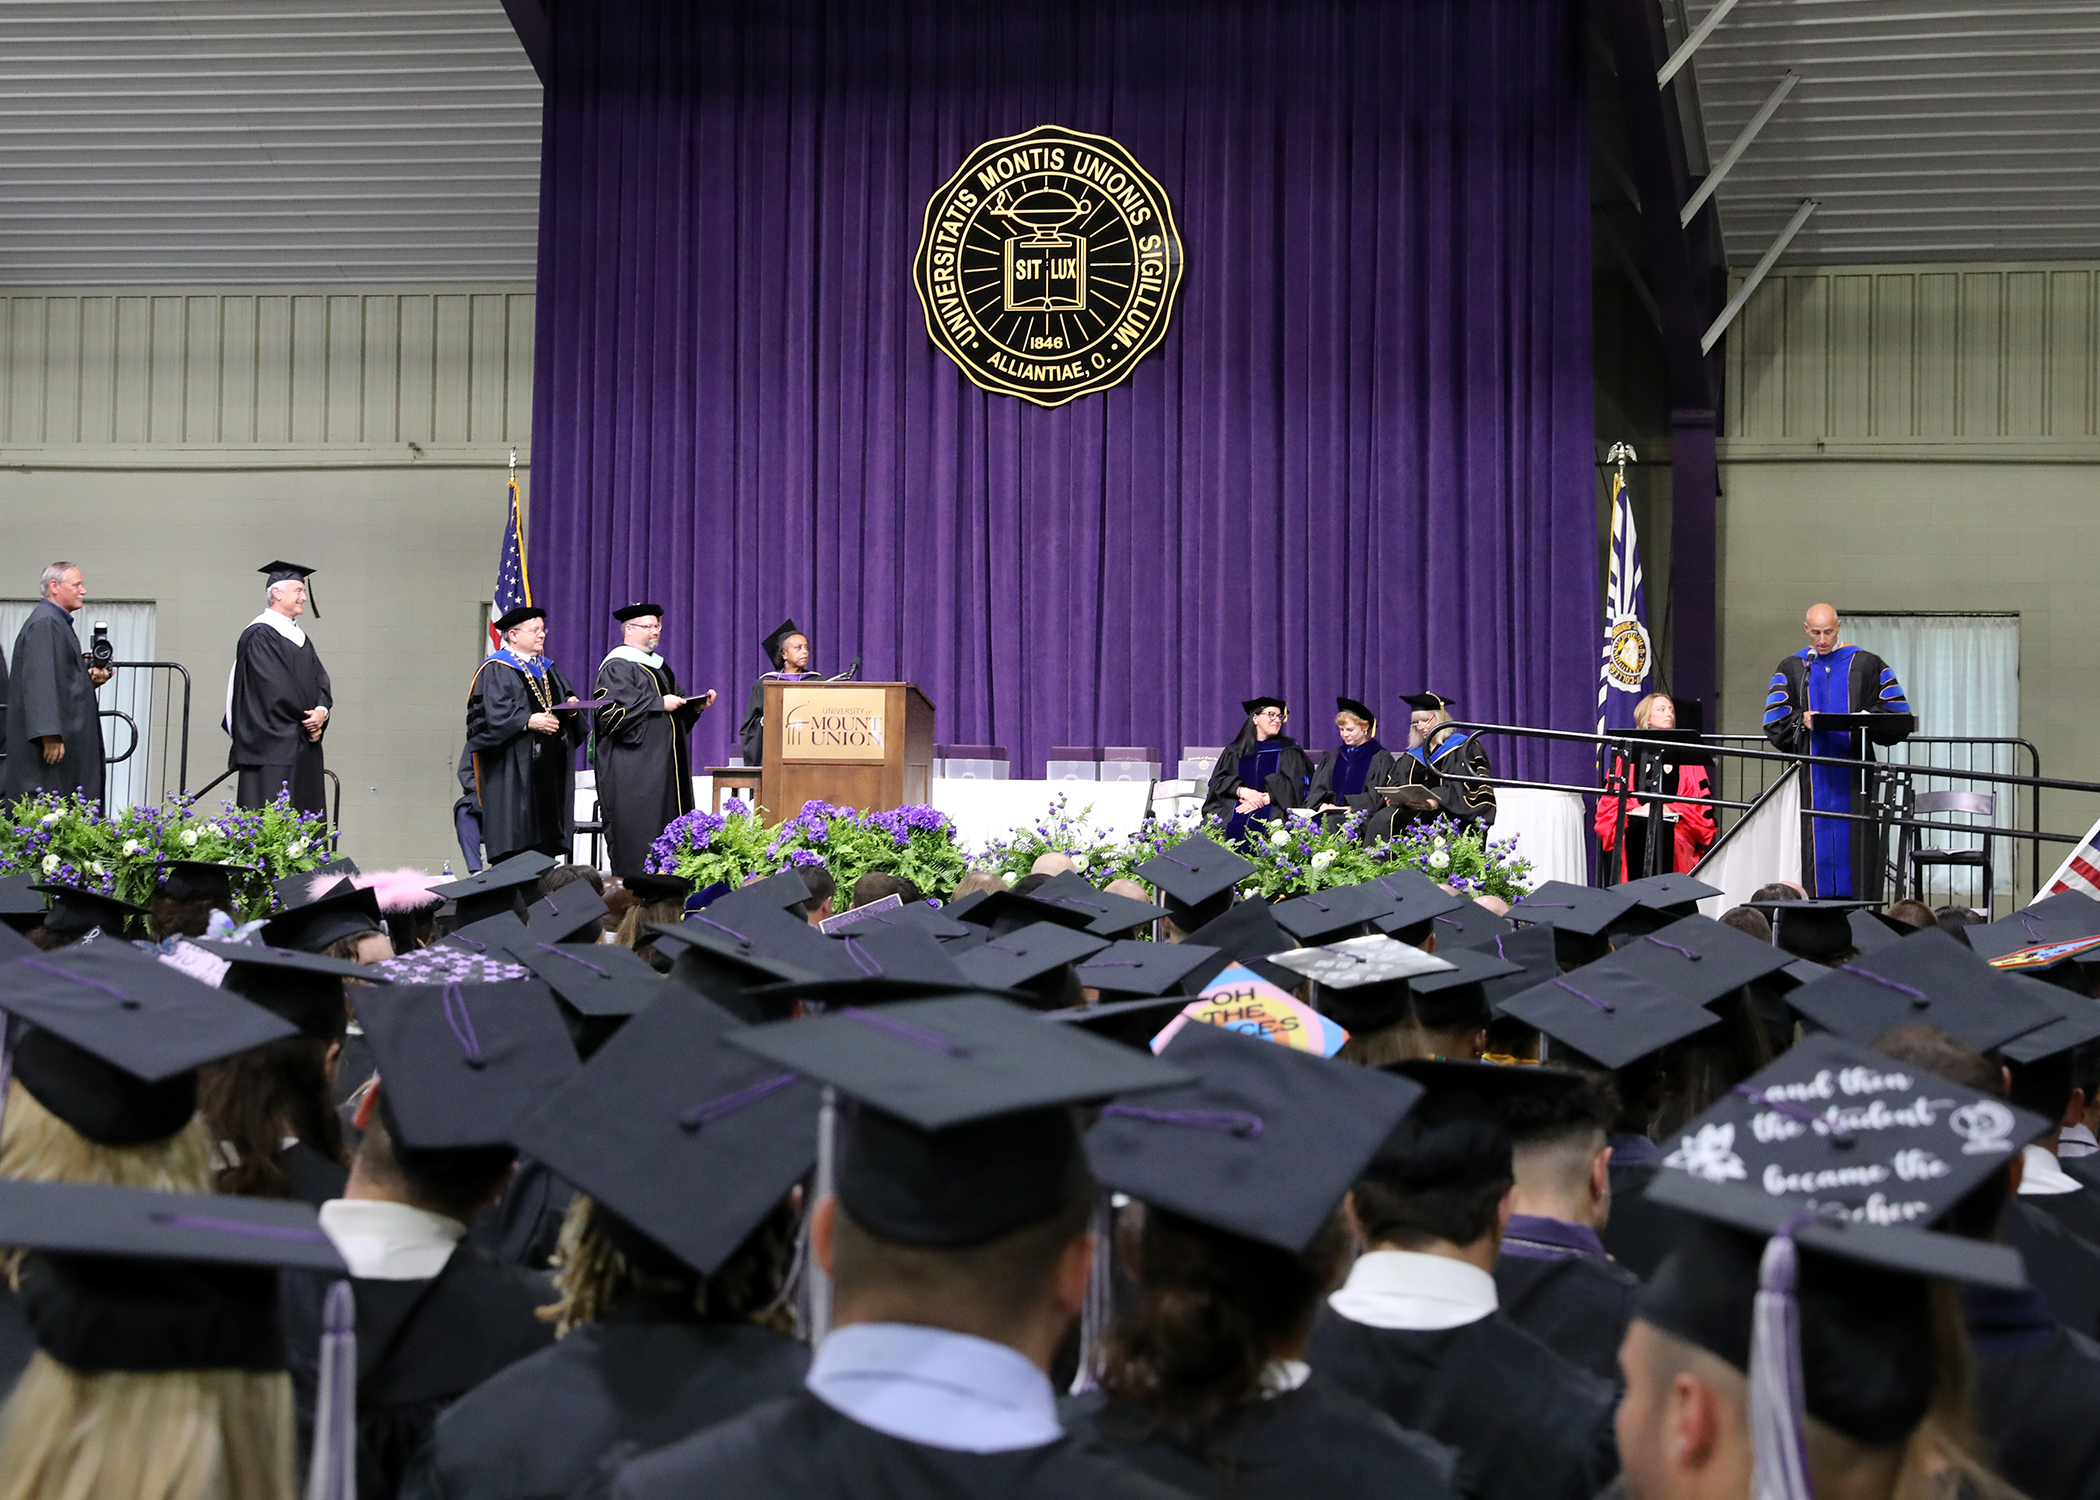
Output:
top-left (953, 921), bottom-right (1109, 1008)
top-left (1848, 908), bottom-right (1904, 954)
top-left (1076, 940), bottom-right (1221, 1000)
top-left (152, 860), bottom-right (256, 908)
top-left (31, 884), bottom-right (148, 942)
top-left (1968, 906), bottom-right (2100, 966)
top-left (1399, 691), bottom-right (1455, 712)
top-left (1405, 946), bottom-right (1529, 1034)
top-left (429, 853), bottom-right (552, 925)
top-left (729, 995), bottom-right (1190, 1248)
top-left (761, 618), bottom-right (804, 668)
top-left (1606, 915), bottom-right (1799, 1007)
top-left (259, 881), bottom-right (383, 953)
top-left (951, 886), bottom-right (1099, 940)
top-left (273, 868), bottom-right (352, 912)
top-left (0, 874), bottom-right (46, 936)
top-left (1364, 1057), bottom-right (1573, 1190)
top-left (1134, 836), bottom-right (1254, 929)
top-left (511, 991), bottom-right (819, 1277)
top-left (1180, 897), bottom-right (1304, 992)
top-left (1087, 1020), bottom-right (1425, 1253)
top-left (1, 945), bottom-right (296, 1145)
top-left (259, 560), bottom-right (319, 617)
top-left (619, 872), bottom-right (693, 905)
top-left (1610, 872), bottom-right (1722, 917)
top-left (1744, 898), bottom-right (1875, 962)
top-left (193, 939), bottom-right (379, 1040)
top-left (1783, 929), bottom-right (2059, 1054)
top-left (491, 605), bottom-right (546, 634)
top-left (1269, 936), bottom-right (1453, 1035)
top-left (1467, 924), bottom-right (1563, 1008)
top-left (1999, 974), bottom-right (2100, 1065)
top-left (0, 1177), bottom-right (343, 1377)
top-left (354, 979), bottom-right (579, 1148)
top-left (825, 901), bottom-right (974, 941)
top-left (1240, 696), bottom-right (1287, 716)
top-left (1271, 882), bottom-right (1395, 945)
top-left (613, 602), bottom-right (666, 623)
top-left (649, 919), bottom-right (822, 1022)
top-left (1363, 870), bottom-right (1465, 942)
top-left (1495, 961), bottom-right (1721, 1070)
top-left (522, 881), bottom-right (609, 945)
top-left (440, 908), bottom-right (529, 956)
top-left (708, 868), bottom-right (815, 919)
top-left (1433, 902), bottom-right (1516, 947)
top-left (511, 940), bottom-right (666, 1018)
top-left (745, 924), bottom-right (982, 1010)
top-left (1039, 994), bottom-right (1195, 1052)
top-left (1506, 882), bottom-right (1638, 937)
top-left (1336, 695), bottom-right (1377, 725)
top-left (1026, 872), bottom-right (1167, 938)
top-left (2023, 891), bottom-right (2100, 924)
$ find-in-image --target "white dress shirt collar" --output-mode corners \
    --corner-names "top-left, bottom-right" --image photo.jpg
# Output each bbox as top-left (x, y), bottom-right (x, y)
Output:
top-left (250, 609), bottom-right (306, 647)
top-left (318, 1198), bottom-right (467, 1280)
top-left (806, 1322), bottom-right (1062, 1453)
top-left (1328, 1248), bottom-right (1499, 1331)
top-left (2018, 1143), bottom-right (2084, 1197)
top-left (2058, 1122), bottom-right (2096, 1158)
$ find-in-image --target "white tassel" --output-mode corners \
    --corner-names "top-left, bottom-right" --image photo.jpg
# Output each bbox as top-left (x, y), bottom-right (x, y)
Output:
top-left (1067, 1190), bottom-right (1114, 1395)
top-left (1748, 1231), bottom-right (1813, 1500)
top-left (804, 1087), bottom-right (837, 1348)
top-left (304, 1279), bottom-right (357, 1500)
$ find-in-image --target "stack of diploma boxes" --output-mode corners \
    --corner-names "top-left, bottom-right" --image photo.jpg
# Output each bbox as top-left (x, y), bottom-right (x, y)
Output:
top-left (1043, 747), bottom-right (1161, 783)
top-left (933, 745), bottom-right (1009, 780)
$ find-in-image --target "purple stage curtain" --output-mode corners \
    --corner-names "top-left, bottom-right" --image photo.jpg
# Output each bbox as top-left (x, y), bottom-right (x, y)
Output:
top-left (528, 0), bottom-right (1594, 783)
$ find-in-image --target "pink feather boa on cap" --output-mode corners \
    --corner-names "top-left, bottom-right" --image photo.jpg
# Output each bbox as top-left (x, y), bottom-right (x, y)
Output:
top-left (307, 867), bottom-right (447, 913)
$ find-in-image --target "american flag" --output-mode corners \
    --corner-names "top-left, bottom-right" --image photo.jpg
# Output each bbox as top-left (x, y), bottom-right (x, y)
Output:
top-left (490, 476), bottom-right (531, 650)
top-left (2041, 814), bottom-right (2100, 899)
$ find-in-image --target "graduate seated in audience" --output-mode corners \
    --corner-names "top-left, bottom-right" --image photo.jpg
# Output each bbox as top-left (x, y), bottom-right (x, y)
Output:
top-left (949, 868), bottom-right (1008, 904)
top-left (612, 874), bottom-right (691, 970)
top-left (1492, 1069), bottom-right (1638, 1383)
top-left (1935, 904), bottom-right (1983, 943)
top-left (852, 871), bottom-right (924, 909)
top-left (145, 859), bottom-right (246, 940)
top-left (417, 999), bottom-right (812, 1500)
top-left (614, 996), bottom-right (1192, 1500)
top-left (1068, 1023), bottom-right (1462, 1500)
top-left (1204, 697), bottom-right (1313, 844)
top-left (1310, 1062), bottom-right (1621, 1500)
top-left (1883, 898), bottom-right (1937, 929)
top-left (1030, 852), bottom-right (1078, 878)
top-left (797, 863), bottom-right (838, 923)
top-left (23, 884), bottom-right (147, 950)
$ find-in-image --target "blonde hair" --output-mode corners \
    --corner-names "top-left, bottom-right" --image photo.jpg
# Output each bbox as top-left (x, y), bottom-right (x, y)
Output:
top-left (542, 1194), bottom-right (798, 1338)
top-left (1334, 710), bottom-right (1373, 732)
top-left (0, 1359), bottom-right (295, 1500)
top-left (0, 1081), bottom-right (212, 1193)
top-left (1634, 693), bottom-right (1672, 730)
top-left (613, 899), bottom-right (685, 952)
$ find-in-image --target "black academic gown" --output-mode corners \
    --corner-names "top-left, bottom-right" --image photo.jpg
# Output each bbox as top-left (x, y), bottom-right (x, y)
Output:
top-left (0, 1284), bottom-right (31, 1405)
top-left (1062, 1374), bottom-right (1462, 1500)
top-left (228, 618), bottom-right (333, 815)
top-left (1202, 731), bottom-right (1314, 842)
top-left (1307, 741), bottom-right (1388, 811)
top-left (1597, 1148), bottom-right (1686, 1280)
top-left (612, 1390), bottom-right (1193, 1500)
top-left (416, 1294), bottom-right (809, 1500)
top-left (0, 601), bottom-right (104, 807)
top-left (739, 671), bottom-right (818, 768)
top-left (466, 656), bottom-right (584, 863)
top-left (2021, 1173), bottom-right (2100, 1248)
top-left (283, 1246), bottom-right (556, 1500)
top-left (1493, 1236), bottom-right (1640, 1384)
top-left (1762, 647), bottom-right (1911, 900)
top-left (1999, 1197), bottom-right (2100, 1342)
top-left (1308, 1308), bottom-right (1620, 1500)
top-left (593, 654), bottom-right (701, 875)
top-left (277, 1140), bottom-right (350, 1208)
top-left (1362, 735), bottom-right (1497, 839)
top-left (1966, 1284), bottom-right (2100, 1500)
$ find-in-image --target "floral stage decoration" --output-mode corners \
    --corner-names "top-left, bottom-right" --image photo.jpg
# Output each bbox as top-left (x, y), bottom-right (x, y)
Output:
top-left (648, 799), bottom-right (969, 898)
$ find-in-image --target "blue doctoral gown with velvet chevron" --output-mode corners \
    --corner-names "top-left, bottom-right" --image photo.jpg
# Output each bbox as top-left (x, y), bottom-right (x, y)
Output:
top-left (1761, 645), bottom-right (1910, 898)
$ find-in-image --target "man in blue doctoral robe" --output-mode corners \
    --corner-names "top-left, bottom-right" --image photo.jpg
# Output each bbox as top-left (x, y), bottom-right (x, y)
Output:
top-left (1762, 602), bottom-right (1912, 899)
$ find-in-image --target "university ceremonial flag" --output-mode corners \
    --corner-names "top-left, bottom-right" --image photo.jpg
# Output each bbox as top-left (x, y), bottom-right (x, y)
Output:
top-left (490, 476), bottom-right (532, 650)
top-left (1597, 465), bottom-right (1651, 736)
top-left (2040, 813), bottom-right (2100, 900)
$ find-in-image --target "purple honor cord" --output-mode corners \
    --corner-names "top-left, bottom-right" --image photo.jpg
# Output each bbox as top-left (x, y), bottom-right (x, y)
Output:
top-left (1748, 1213), bottom-right (1818, 1500)
top-left (1835, 963), bottom-right (1929, 1003)
top-left (680, 1073), bottom-right (799, 1131)
top-left (19, 957), bottom-right (136, 1006)
top-left (535, 943), bottom-right (607, 976)
top-left (841, 936), bottom-right (884, 978)
top-left (441, 982), bottom-right (485, 1066)
top-left (1553, 977), bottom-right (1615, 1013)
top-left (1099, 1104), bottom-right (1264, 1138)
top-left (842, 1006), bottom-right (970, 1057)
top-left (1644, 935), bottom-right (1702, 961)
top-left (688, 914), bottom-right (751, 949)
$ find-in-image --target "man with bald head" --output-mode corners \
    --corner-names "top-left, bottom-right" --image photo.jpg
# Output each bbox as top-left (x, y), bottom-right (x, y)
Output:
top-left (1762, 603), bottom-right (1911, 898)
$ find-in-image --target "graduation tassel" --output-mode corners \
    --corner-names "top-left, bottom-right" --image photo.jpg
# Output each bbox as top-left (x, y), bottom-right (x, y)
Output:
top-left (304, 1279), bottom-right (357, 1500)
top-left (1748, 1220), bottom-right (1814, 1500)
top-left (803, 1086), bottom-right (837, 1347)
top-left (1067, 1189), bottom-right (1114, 1396)
top-left (0, 1015), bottom-right (16, 1140)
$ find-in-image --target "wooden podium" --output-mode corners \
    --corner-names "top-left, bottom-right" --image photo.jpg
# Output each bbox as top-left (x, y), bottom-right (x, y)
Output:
top-left (760, 680), bottom-right (936, 822)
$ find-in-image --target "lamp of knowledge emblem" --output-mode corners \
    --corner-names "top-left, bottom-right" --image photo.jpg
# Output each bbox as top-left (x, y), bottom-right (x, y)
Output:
top-left (914, 125), bottom-right (1184, 408)
top-left (1604, 615), bottom-right (1651, 693)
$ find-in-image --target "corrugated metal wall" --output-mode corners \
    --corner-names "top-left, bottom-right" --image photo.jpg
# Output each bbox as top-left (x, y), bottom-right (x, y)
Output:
top-left (1727, 264), bottom-right (2100, 442)
top-left (0, 287), bottom-right (533, 447)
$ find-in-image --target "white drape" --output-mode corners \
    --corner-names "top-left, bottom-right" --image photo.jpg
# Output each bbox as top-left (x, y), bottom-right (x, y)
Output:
top-left (0, 599), bottom-right (157, 814)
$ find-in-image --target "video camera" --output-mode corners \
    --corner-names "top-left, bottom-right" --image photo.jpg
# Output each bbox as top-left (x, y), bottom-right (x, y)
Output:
top-left (87, 621), bottom-right (113, 670)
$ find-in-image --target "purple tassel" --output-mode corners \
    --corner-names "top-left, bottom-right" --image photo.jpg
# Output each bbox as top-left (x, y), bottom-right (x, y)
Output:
top-left (1749, 1220), bottom-right (1814, 1500)
top-left (304, 1279), bottom-right (356, 1500)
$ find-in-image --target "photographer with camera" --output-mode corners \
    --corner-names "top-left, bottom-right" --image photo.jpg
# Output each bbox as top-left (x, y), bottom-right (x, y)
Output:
top-left (1, 561), bottom-right (111, 808)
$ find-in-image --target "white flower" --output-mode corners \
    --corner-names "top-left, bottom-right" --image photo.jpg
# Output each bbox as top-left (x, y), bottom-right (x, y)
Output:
top-left (1310, 850), bottom-right (1336, 870)
top-left (90, 861), bottom-right (104, 877)
top-left (121, 839), bottom-right (141, 856)
top-left (204, 823), bottom-right (222, 838)
top-left (1002, 871), bottom-right (1015, 885)
top-left (1428, 850), bottom-right (1451, 872)
top-left (39, 811), bottom-right (60, 827)
top-left (1433, 836), bottom-right (1448, 851)
top-left (1664, 1122), bottom-right (1747, 1184)
top-left (1269, 829), bottom-right (1290, 848)
top-left (286, 838), bottom-right (307, 858)
top-left (40, 854), bottom-right (58, 874)
top-left (1069, 854), bottom-right (1089, 874)
top-left (180, 829), bottom-right (199, 848)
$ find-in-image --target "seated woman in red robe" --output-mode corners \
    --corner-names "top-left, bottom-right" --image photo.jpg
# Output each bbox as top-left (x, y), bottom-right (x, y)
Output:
top-left (1595, 693), bottom-right (1715, 878)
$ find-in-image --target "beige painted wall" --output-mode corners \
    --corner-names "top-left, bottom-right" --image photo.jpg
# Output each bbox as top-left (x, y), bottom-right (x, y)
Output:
top-left (1719, 262), bottom-right (2100, 865)
top-left (0, 286), bottom-right (534, 873)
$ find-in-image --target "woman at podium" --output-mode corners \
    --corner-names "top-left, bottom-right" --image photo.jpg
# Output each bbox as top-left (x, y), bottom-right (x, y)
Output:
top-left (739, 618), bottom-right (816, 767)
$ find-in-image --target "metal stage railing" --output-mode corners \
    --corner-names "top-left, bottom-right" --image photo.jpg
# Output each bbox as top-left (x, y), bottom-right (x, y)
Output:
top-left (1430, 721), bottom-right (2093, 915)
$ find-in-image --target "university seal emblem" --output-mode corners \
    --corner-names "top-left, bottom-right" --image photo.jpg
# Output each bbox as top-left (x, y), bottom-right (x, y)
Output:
top-left (914, 125), bottom-right (1184, 407)
top-left (1604, 615), bottom-right (1651, 693)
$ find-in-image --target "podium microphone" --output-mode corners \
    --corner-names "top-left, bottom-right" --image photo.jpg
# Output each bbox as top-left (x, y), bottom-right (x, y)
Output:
top-left (831, 656), bottom-right (862, 682)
